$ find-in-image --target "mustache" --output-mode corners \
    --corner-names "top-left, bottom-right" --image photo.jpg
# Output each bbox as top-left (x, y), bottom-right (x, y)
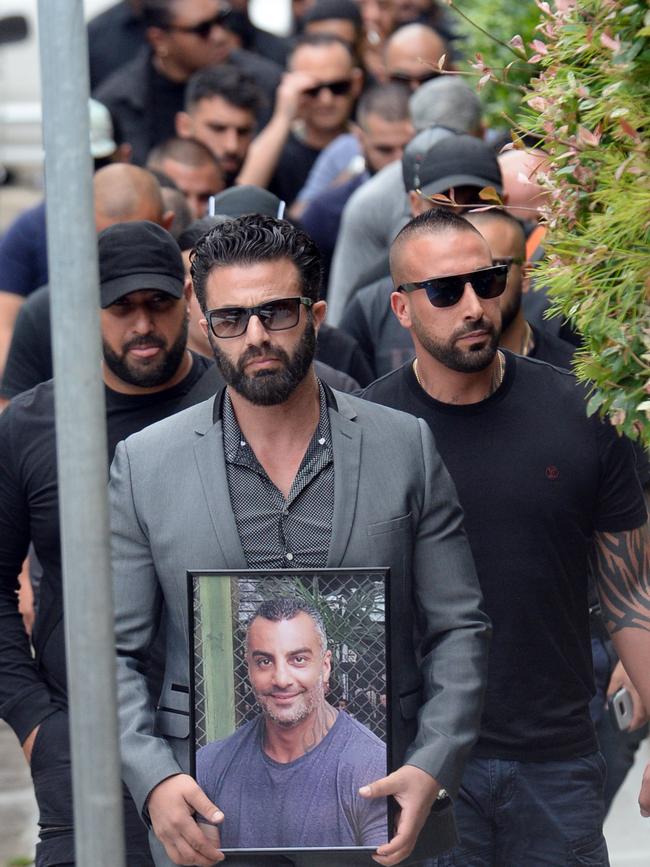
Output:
top-left (122, 334), bottom-right (166, 352)
top-left (452, 317), bottom-right (495, 339)
top-left (237, 343), bottom-right (289, 370)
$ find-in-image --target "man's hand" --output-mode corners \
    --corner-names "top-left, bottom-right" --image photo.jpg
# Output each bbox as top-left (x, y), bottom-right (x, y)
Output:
top-left (146, 774), bottom-right (224, 866)
top-left (274, 71), bottom-right (320, 122)
top-left (22, 724), bottom-right (40, 763)
top-left (607, 660), bottom-right (649, 732)
top-left (640, 762), bottom-right (650, 817)
top-left (360, 764), bottom-right (440, 866)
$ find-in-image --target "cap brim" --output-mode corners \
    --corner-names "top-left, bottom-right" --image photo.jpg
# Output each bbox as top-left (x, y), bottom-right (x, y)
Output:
top-left (100, 272), bottom-right (184, 308)
top-left (420, 174), bottom-right (503, 198)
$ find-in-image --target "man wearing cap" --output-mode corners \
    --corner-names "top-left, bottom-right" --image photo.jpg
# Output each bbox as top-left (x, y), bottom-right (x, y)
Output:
top-left (109, 213), bottom-right (490, 867)
top-left (0, 164), bottom-right (174, 408)
top-left (0, 221), bottom-right (212, 867)
top-left (338, 127), bottom-right (502, 375)
top-left (327, 77), bottom-right (484, 324)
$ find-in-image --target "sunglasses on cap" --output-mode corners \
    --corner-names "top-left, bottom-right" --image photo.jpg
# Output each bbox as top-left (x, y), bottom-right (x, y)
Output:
top-left (206, 296), bottom-right (313, 339)
top-left (397, 264), bottom-right (509, 308)
top-left (167, 5), bottom-right (231, 39)
top-left (303, 78), bottom-right (353, 98)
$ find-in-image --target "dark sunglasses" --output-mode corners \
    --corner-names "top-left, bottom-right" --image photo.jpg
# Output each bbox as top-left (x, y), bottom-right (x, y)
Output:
top-left (206, 296), bottom-right (313, 339)
top-left (303, 78), bottom-right (353, 98)
top-left (389, 70), bottom-right (441, 87)
top-left (397, 264), bottom-right (509, 308)
top-left (167, 6), bottom-right (231, 39)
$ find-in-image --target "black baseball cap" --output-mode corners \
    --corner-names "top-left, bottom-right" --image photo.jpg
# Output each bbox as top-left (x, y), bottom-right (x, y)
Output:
top-left (402, 126), bottom-right (502, 196)
top-left (208, 185), bottom-right (286, 220)
top-left (98, 221), bottom-right (185, 308)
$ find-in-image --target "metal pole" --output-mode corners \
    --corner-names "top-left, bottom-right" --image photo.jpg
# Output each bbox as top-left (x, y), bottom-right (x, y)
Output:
top-left (37, 2), bottom-right (126, 864)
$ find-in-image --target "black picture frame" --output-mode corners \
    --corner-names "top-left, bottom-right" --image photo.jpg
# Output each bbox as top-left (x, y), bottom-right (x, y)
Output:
top-left (187, 567), bottom-right (391, 856)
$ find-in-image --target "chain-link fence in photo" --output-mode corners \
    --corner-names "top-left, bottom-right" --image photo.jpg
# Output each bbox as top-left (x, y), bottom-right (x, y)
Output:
top-left (190, 569), bottom-right (388, 750)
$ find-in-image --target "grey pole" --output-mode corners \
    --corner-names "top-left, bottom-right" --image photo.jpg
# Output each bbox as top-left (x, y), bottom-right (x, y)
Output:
top-left (37, 2), bottom-right (126, 864)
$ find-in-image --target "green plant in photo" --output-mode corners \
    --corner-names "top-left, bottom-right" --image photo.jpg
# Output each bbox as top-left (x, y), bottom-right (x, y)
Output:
top-left (516, 0), bottom-right (649, 444)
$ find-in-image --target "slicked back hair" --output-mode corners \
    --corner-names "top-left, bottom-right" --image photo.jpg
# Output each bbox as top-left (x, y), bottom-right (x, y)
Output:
top-left (247, 598), bottom-right (328, 654)
top-left (184, 64), bottom-right (265, 115)
top-left (390, 207), bottom-right (484, 273)
top-left (190, 214), bottom-right (323, 311)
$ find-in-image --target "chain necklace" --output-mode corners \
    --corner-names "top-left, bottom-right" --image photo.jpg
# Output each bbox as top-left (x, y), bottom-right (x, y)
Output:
top-left (413, 351), bottom-right (505, 400)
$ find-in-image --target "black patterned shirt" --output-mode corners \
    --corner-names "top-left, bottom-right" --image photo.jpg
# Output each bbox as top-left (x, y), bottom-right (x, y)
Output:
top-left (222, 383), bottom-right (334, 569)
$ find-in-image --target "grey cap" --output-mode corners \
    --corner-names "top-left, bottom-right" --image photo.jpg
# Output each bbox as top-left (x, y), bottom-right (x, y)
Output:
top-left (208, 185), bottom-right (285, 219)
top-left (402, 126), bottom-right (502, 196)
top-left (409, 76), bottom-right (483, 134)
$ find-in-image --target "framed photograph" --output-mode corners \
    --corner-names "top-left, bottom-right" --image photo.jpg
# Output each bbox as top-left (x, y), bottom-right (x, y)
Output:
top-left (188, 568), bottom-right (390, 856)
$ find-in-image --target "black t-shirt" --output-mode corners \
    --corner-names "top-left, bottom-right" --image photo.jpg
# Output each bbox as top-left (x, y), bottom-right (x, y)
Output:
top-left (0, 352), bottom-right (210, 741)
top-left (269, 132), bottom-right (322, 207)
top-left (148, 63), bottom-right (186, 149)
top-left (1, 284), bottom-right (50, 400)
top-left (362, 353), bottom-right (647, 761)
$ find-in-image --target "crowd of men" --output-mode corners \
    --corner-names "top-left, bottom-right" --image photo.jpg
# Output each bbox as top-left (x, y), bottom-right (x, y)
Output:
top-left (0, 2), bottom-right (649, 867)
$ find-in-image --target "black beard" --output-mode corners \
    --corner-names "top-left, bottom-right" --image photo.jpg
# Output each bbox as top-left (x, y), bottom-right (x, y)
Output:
top-left (103, 312), bottom-right (189, 389)
top-left (209, 320), bottom-right (316, 405)
top-left (413, 315), bottom-right (500, 373)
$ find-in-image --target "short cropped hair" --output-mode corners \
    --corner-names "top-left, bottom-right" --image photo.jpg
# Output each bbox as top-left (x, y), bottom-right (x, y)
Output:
top-left (390, 207), bottom-right (483, 272)
top-left (147, 137), bottom-right (219, 169)
top-left (247, 598), bottom-right (328, 653)
top-left (357, 81), bottom-right (410, 127)
top-left (190, 214), bottom-right (323, 310)
top-left (141, 0), bottom-right (173, 29)
top-left (184, 65), bottom-right (265, 115)
top-left (290, 32), bottom-right (355, 63)
top-left (464, 208), bottom-right (526, 251)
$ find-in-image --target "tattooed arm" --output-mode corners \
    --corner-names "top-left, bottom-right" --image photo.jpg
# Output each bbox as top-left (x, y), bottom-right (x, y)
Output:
top-left (593, 523), bottom-right (650, 816)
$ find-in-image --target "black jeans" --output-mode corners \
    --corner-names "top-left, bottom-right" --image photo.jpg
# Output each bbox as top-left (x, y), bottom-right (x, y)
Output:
top-left (30, 709), bottom-right (154, 867)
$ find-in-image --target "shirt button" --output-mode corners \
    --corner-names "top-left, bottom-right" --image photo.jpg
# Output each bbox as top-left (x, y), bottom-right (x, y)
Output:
top-left (318, 437), bottom-right (325, 445)
top-left (282, 508), bottom-right (289, 516)
top-left (285, 552), bottom-right (294, 561)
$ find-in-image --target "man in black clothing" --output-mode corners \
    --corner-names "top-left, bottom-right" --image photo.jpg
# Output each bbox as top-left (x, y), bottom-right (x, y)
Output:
top-left (0, 221), bottom-right (212, 867)
top-left (238, 34), bottom-right (363, 208)
top-left (88, 0), bottom-right (147, 90)
top-left (94, 0), bottom-right (281, 165)
top-left (363, 208), bottom-right (650, 863)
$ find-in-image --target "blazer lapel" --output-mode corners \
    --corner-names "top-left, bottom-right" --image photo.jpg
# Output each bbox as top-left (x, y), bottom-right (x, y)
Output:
top-left (193, 418), bottom-right (247, 569)
top-left (327, 394), bottom-right (361, 567)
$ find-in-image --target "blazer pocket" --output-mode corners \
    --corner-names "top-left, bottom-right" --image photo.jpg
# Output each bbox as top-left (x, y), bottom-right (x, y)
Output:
top-left (156, 681), bottom-right (190, 739)
top-left (155, 709), bottom-right (189, 740)
top-left (399, 688), bottom-right (422, 720)
top-left (367, 513), bottom-right (412, 537)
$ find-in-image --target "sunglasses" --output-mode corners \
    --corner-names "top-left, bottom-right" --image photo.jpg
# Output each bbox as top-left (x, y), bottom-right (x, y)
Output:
top-left (389, 70), bottom-right (441, 88)
top-left (206, 296), bottom-right (313, 339)
top-left (397, 264), bottom-right (509, 308)
top-left (167, 6), bottom-right (231, 39)
top-left (303, 79), bottom-right (353, 98)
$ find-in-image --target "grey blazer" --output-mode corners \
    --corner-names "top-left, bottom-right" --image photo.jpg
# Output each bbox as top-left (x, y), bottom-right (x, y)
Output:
top-left (109, 387), bottom-right (490, 864)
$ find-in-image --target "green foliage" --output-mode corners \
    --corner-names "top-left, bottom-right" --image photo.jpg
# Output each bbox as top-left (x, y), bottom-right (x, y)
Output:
top-left (517, 1), bottom-right (650, 444)
top-left (448, 0), bottom-right (540, 128)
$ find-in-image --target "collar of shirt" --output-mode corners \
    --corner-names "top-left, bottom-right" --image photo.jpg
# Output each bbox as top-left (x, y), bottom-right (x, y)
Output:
top-left (222, 380), bottom-right (333, 505)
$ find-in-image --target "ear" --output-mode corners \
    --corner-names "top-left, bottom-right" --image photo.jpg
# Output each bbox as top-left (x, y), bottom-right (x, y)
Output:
top-left (112, 143), bottom-right (132, 163)
top-left (161, 210), bottom-right (175, 231)
top-left (390, 290), bottom-right (413, 329)
top-left (175, 111), bottom-right (193, 139)
top-left (350, 67), bottom-right (364, 100)
top-left (408, 189), bottom-right (427, 217)
top-left (350, 121), bottom-right (363, 146)
top-left (145, 25), bottom-right (167, 54)
top-left (183, 278), bottom-right (193, 304)
top-left (521, 261), bottom-right (532, 294)
top-left (322, 649), bottom-right (332, 683)
top-left (199, 315), bottom-right (209, 339)
top-left (312, 299), bottom-right (327, 332)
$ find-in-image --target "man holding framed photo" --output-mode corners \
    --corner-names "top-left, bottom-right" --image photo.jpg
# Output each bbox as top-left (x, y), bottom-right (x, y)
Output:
top-left (109, 214), bottom-right (491, 866)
